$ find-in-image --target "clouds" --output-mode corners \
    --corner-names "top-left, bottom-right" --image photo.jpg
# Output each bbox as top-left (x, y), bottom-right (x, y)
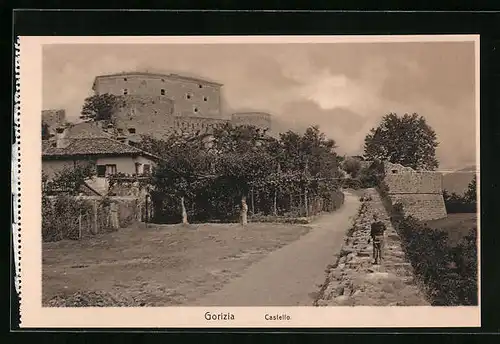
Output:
top-left (42, 41), bottom-right (476, 170)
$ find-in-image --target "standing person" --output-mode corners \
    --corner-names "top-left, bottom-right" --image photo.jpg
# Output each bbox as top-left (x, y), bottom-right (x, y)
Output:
top-left (368, 213), bottom-right (386, 265)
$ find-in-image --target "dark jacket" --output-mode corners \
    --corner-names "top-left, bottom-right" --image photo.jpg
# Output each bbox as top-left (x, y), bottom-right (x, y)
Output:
top-left (370, 221), bottom-right (386, 238)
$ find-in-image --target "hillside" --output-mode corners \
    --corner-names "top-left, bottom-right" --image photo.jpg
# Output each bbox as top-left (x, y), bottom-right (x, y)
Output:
top-left (442, 165), bottom-right (476, 195)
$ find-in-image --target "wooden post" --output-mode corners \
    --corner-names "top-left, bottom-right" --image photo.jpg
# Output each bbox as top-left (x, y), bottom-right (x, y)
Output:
top-left (304, 159), bottom-right (309, 218)
top-left (78, 213), bottom-right (82, 239)
top-left (181, 196), bottom-right (188, 225)
top-left (241, 195), bottom-right (248, 225)
top-left (251, 188), bottom-right (255, 215)
top-left (110, 202), bottom-right (119, 229)
top-left (145, 194), bottom-right (149, 228)
top-left (91, 199), bottom-right (98, 234)
top-left (304, 187), bottom-right (309, 217)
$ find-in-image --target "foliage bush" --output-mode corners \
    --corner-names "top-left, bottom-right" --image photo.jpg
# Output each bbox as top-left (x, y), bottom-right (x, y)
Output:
top-left (42, 194), bottom-right (92, 242)
top-left (141, 124), bottom-right (345, 224)
top-left (443, 177), bottom-right (477, 213)
top-left (376, 174), bottom-right (477, 305)
top-left (396, 216), bottom-right (478, 305)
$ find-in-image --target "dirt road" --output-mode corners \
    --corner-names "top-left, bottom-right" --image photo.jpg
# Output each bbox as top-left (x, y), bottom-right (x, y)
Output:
top-left (192, 192), bottom-right (361, 306)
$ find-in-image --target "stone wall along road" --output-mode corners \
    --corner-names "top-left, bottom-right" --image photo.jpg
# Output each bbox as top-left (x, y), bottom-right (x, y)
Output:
top-left (315, 188), bottom-right (429, 306)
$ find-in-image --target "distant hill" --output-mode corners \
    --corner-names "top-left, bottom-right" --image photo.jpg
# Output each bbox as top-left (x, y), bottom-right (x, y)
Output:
top-left (442, 165), bottom-right (476, 195)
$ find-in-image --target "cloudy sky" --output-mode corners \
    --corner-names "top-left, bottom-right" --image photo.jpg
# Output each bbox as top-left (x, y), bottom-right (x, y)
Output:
top-left (43, 42), bottom-right (476, 170)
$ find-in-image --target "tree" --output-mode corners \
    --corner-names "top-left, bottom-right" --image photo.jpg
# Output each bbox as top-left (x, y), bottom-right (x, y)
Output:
top-left (145, 132), bottom-right (212, 225)
top-left (80, 93), bottom-right (125, 122)
top-left (342, 156), bottom-right (362, 178)
top-left (463, 175), bottom-right (477, 204)
top-left (364, 113), bottom-right (439, 170)
top-left (211, 124), bottom-right (274, 224)
top-left (44, 162), bottom-right (96, 195)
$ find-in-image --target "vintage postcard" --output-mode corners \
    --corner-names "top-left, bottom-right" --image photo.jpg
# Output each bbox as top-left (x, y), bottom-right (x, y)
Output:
top-left (15, 35), bottom-right (480, 328)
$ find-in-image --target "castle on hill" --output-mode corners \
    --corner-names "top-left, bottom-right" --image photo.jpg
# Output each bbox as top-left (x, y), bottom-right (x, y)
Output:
top-left (43, 71), bottom-right (273, 142)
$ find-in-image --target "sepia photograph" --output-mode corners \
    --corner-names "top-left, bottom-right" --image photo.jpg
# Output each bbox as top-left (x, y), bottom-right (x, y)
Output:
top-left (17, 35), bottom-right (480, 327)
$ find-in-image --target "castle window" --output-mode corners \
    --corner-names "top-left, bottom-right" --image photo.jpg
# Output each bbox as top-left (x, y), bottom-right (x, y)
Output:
top-left (194, 107), bottom-right (198, 113)
top-left (161, 89), bottom-right (165, 95)
top-left (203, 96), bottom-right (208, 101)
top-left (128, 128), bottom-right (136, 134)
top-left (124, 78), bottom-right (127, 81)
top-left (186, 94), bottom-right (191, 99)
top-left (198, 84), bottom-right (203, 88)
top-left (123, 89), bottom-right (128, 95)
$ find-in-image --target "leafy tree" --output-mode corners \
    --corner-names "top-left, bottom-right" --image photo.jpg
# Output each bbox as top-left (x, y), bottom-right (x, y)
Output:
top-left (211, 124), bottom-right (274, 224)
top-left (44, 162), bottom-right (96, 195)
top-left (269, 126), bottom-right (341, 216)
top-left (80, 93), bottom-right (125, 122)
top-left (143, 132), bottom-right (213, 224)
top-left (443, 187), bottom-right (476, 213)
top-left (364, 113), bottom-right (439, 170)
top-left (463, 175), bottom-right (477, 204)
top-left (342, 156), bottom-right (362, 178)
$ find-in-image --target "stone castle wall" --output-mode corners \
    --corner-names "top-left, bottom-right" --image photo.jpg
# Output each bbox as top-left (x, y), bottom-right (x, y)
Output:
top-left (110, 95), bottom-right (230, 140)
top-left (42, 109), bottom-right (66, 128)
top-left (388, 194), bottom-right (447, 221)
top-left (231, 112), bottom-right (272, 131)
top-left (315, 189), bottom-right (429, 306)
top-left (112, 95), bottom-right (176, 139)
top-left (94, 73), bottom-right (222, 118)
top-left (49, 72), bottom-right (273, 143)
top-left (383, 162), bottom-right (447, 221)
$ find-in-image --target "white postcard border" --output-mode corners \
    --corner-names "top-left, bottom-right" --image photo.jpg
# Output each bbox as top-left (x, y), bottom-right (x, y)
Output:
top-left (17, 35), bottom-right (481, 328)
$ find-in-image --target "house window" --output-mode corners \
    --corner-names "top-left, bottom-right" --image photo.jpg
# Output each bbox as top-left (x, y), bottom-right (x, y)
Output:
top-left (135, 162), bottom-right (142, 175)
top-left (186, 94), bottom-right (191, 99)
top-left (123, 89), bottom-right (128, 95)
top-left (392, 169), bottom-right (398, 174)
top-left (96, 165), bottom-right (106, 177)
top-left (106, 164), bottom-right (117, 176)
top-left (143, 164), bottom-right (151, 175)
top-left (161, 89), bottom-right (165, 95)
top-left (203, 96), bottom-right (208, 101)
top-left (198, 84), bottom-right (203, 88)
top-left (128, 128), bottom-right (136, 134)
top-left (194, 107), bottom-right (198, 113)
top-left (161, 78), bottom-right (165, 82)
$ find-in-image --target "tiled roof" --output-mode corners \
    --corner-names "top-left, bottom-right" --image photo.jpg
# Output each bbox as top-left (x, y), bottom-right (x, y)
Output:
top-left (42, 137), bottom-right (159, 160)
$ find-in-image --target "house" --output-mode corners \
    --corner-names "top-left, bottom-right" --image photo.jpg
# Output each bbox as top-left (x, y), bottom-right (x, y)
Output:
top-left (42, 127), bottom-right (160, 195)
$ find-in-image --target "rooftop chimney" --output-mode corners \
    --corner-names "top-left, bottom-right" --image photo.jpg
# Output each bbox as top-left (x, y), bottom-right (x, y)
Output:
top-left (55, 126), bottom-right (70, 149)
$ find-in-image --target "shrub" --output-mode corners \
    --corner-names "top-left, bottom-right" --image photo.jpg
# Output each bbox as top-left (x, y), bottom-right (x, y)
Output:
top-left (376, 175), bottom-right (477, 306)
top-left (395, 215), bottom-right (477, 306)
top-left (42, 195), bottom-right (92, 242)
top-left (443, 190), bottom-right (476, 213)
top-left (342, 157), bottom-right (362, 178)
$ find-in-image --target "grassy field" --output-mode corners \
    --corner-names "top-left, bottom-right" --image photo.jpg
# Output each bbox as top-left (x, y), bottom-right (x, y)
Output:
top-left (42, 222), bottom-right (310, 306)
top-left (425, 213), bottom-right (477, 246)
